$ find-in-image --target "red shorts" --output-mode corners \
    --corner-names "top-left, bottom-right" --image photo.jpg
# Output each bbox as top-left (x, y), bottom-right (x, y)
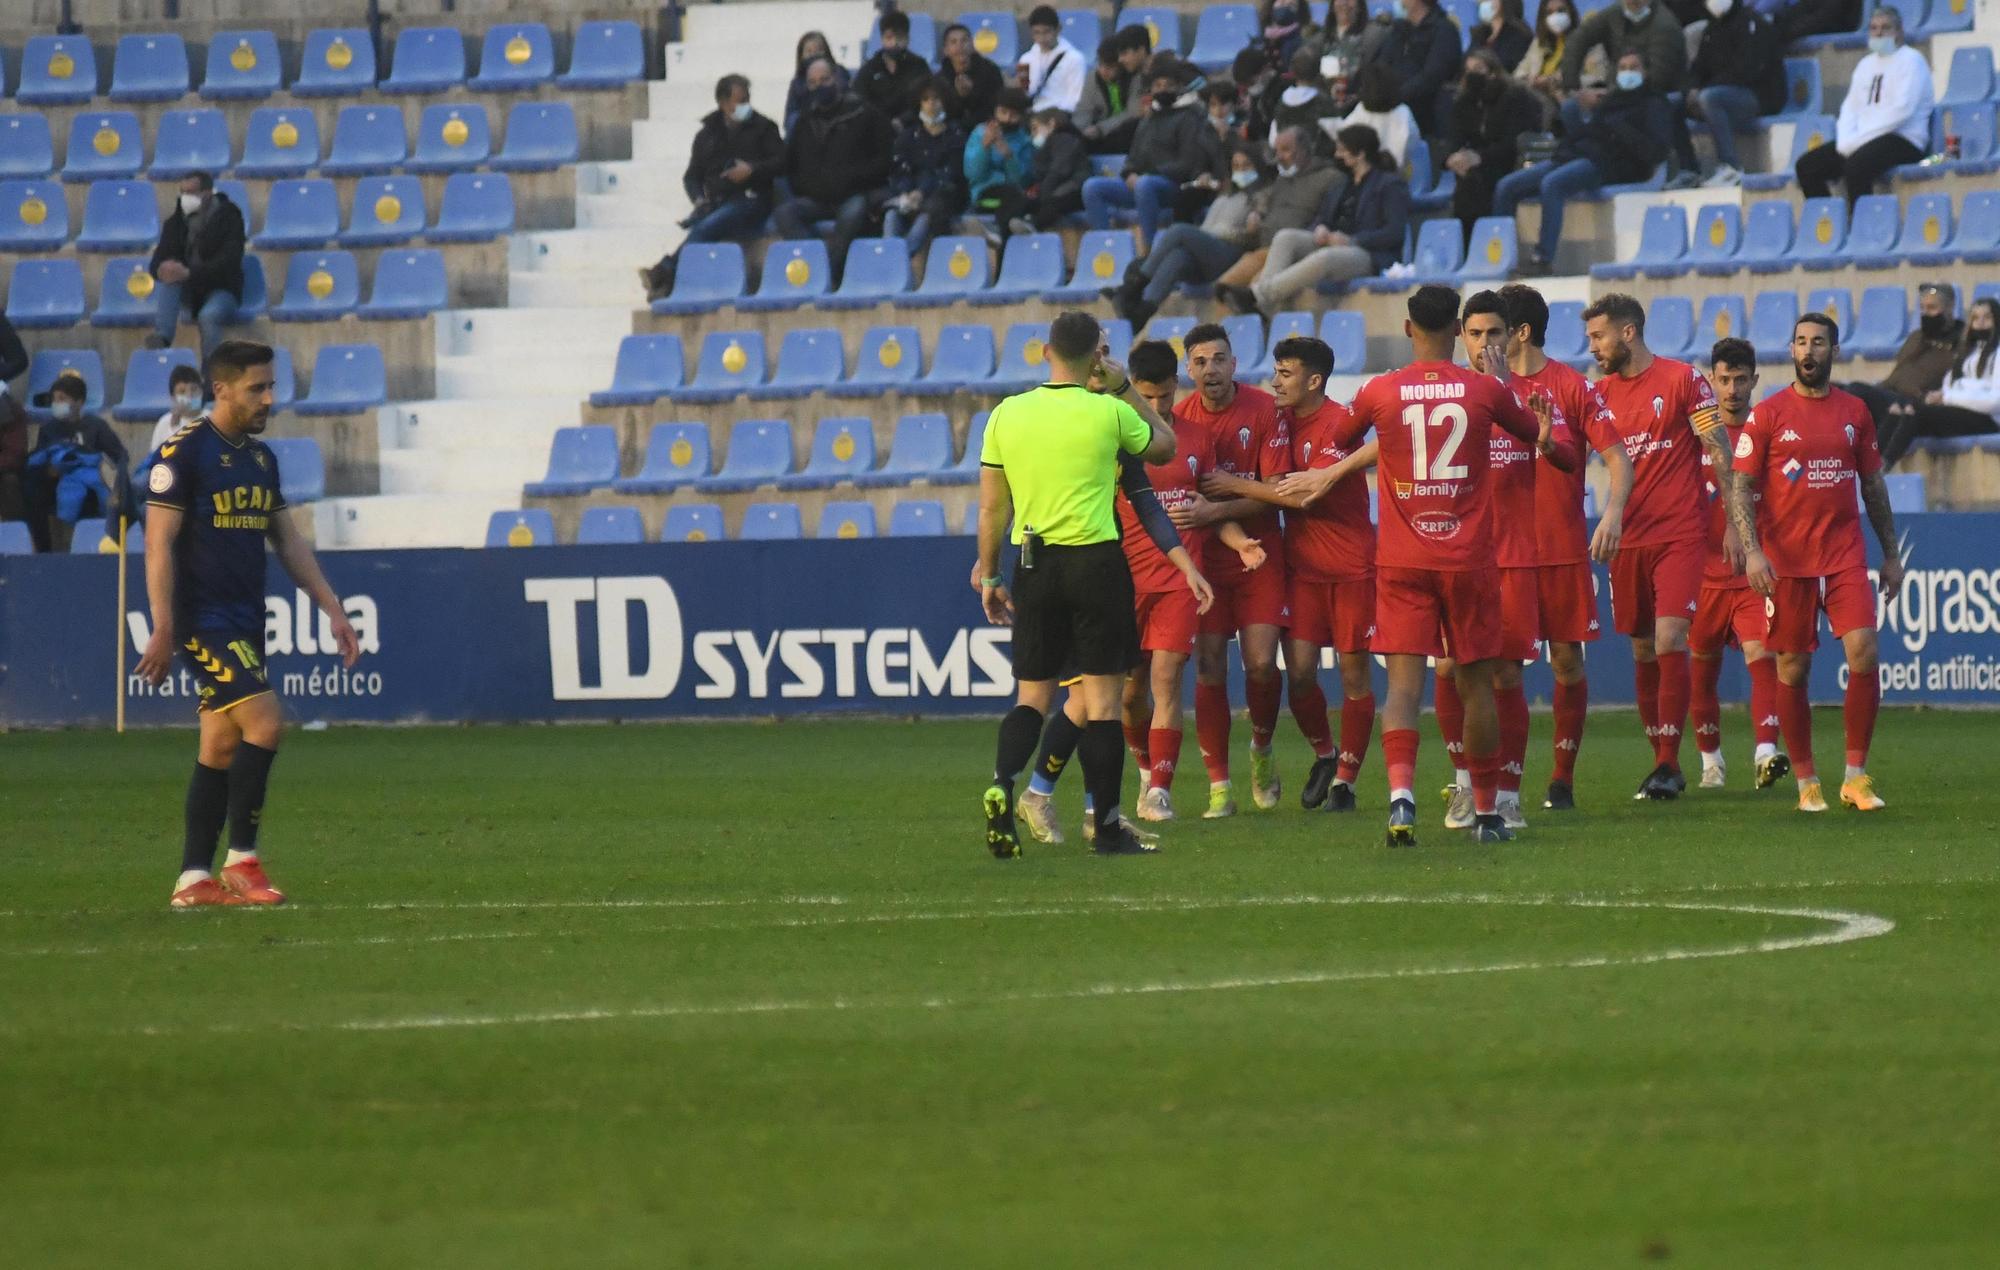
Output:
top-left (1200, 558), bottom-right (1290, 636)
top-left (1374, 566), bottom-right (1503, 663)
top-left (1537, 561), bottom-right (1601, 644)
top-left (1689, 582), bottom-right (1767, 654)
top-left (1497, 567), bottom-right (1541, 661)
top-left (1134, 587), bottom-right (1200, 656)
top-left (1288, 573), bottom-right (1376, 651)
top-left (1610, 537), bottom-right (1704, 637)
top-left (1765, 568), bottom-right (1877, 655)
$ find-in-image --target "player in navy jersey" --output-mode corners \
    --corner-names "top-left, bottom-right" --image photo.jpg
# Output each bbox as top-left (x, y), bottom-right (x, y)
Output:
top-left (135, 340), bottom-right (359, 909)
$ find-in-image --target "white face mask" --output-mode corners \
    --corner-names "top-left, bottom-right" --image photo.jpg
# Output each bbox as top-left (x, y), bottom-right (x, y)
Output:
top-left (179, 193), bottom-right (203, 215)
top-left (1867, 34), bottom-right (1897, 55)
top-left (921, 109), bottom-right (946, 128)
top-left (1546, 10), bottom-right (1572, 33)
top-left (1231, 168), bottom-right (1258, 189)
top-left (1616, 68), bottom-right (1644, 91)
top-left (1277, 163), bottom-right (1299, 178)
top-left (730, 102), bottom-right (753, 123)
top-left (1479, 0), bottom-right (1500, 22)
top-left (1623, 4), bottom-right (1651, 21)
top-left (1319, 53), bottom-right (1341, 79)
top-left (53, 401), bottom-right (78, 422)
top-left (1705, 0), bottom-right (1733, 16)
top-left (173, 392), bottom-right (200, 413)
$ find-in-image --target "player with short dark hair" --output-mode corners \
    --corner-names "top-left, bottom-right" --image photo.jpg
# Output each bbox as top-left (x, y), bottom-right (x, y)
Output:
top-left (1729, 315), bottom-right (1903, 813)
top-left (136, 339), bottom-right (360, 908)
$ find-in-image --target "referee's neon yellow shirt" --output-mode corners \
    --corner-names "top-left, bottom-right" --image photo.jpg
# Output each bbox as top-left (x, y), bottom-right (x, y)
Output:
top-left (980, 383), bottom-right (1153, 546)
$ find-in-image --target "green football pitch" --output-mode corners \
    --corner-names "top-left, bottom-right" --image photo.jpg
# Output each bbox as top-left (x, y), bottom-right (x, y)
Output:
top-left (4, 708), bottom-right (1997, 1268)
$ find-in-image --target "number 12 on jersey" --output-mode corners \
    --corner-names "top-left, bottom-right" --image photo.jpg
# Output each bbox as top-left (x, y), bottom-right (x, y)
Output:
top-left (1402, 402), bottom-right (1469, 482)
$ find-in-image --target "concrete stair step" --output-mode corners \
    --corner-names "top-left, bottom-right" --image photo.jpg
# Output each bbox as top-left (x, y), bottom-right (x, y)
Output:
top-left (438, 307), bottom-right (636, 357)
top-left (511, 227), bottom-right (666, 273)
top-left (505, 269), bottom-right (650, 310)
top-left (384, 397), bottom-right (582, 449)
top-left (433, 352), bottom-right (615, 401)
top-left (575, 192), bottom-right (692, 231)
top-left (377, 447), bottom-right (548, 497)
top-left (316, 493), bottom-right (510, 550)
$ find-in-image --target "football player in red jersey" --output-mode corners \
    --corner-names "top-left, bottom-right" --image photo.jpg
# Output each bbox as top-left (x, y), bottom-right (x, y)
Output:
top-left (1690, 339), bottom-right (1789, 792)
top-left (1584, 292), bottom-right (1734, 802)
top-left (1202, 335), bottom-right (1379, 812)
top-left (1729, 313), bottom-right (1904, 814)
top-left (1278, 286), bottom-right (1545, 845)
top-left (1496, 285), bottom-right (1633, 811)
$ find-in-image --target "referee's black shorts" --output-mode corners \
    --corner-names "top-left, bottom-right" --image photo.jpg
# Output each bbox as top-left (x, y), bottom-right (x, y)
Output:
top-left (1011, 540), bottom-right (1141, 682)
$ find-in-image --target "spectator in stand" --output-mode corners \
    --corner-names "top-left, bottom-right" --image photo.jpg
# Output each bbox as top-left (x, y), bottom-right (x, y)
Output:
top-left (1518, 0), bottom-right (1586, 120)
top-left (1496, 53), bottom-right (1673, 271)
top-left (990, 107), bottom-right (1093, 238)
top-left (24, 371), bottom-right (129, 553)
top-left (1339, 62), bottom-right (1418, 168)
top-left (879, 81), bottom-right (969, 259)
top-left (1074, 32), bottom-right (1147, 153)
top-left (1082, 59), bottom-right (1226, 253)
top-left (1017, 5), bottom-right (1086, 113)
top-left (1843, 282), bottom-right (1964, 432)
top-left (1795, 7), bottom-right (1932, 204)
top-left (1270, 49), bottom-right (1341, 155)
top-left (965, 87), bottom-right (1036, 244)
top-left (1877, 297), bottom-right (2000, 466)
top-left (1235, 123), bottom-right (1410, 312)
top-left (0, 312), bottom-right (23, 386)
top-left (783, 32), bottom-right (850, 135)
top-left (1237, 48), bottom-right (1283, 144)
top-left (1113, 144), bottom-right (1268, 330)
top-left (147, 172), bottom-right (244, 364)
top-left (855, 10), bottom-right (935, 123)
top-left (1779, 0), bottom-right (1860, 41)
top-left (0, 313), bottom-right (22, 524)
top-left (1680, 0), bottom-right (1785, 188)
top-left (1205, 81), bottom-right (1244, 142)
top-left (935, 22), bottom-right (1006, 130)
top-left (1561, 0), bottom-right (1686, 96)
top-left (1318, 0), bottom-right (1381, 92)
top-left (1469, 0), bottom-right (1535, 72)
top-left (148, 365), bottom-right (206, 454)
top-left (1445, 49), bottom-right (1545, 239)
top-left (1259, 4), bottom-right (1308, 68)
top-left (1198, 126), bottom-right (1339, 315)
top-left (641, 74), bottom-right (784, 301)
top-left (1375, 0), bottom-right (1461, 135)
top-left (773, 57), bottom-right (895, 286)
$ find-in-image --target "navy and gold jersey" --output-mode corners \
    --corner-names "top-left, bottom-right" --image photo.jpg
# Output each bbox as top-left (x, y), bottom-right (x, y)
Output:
top-left (145, 418), bottom-right (284, 637)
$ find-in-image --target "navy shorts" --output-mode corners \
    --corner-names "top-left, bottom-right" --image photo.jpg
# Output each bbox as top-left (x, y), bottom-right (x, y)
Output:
top-left (177, 630), bottom-right (272, 715)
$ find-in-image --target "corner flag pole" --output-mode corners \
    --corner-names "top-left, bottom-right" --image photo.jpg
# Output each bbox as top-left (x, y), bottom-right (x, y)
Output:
top-left (115, 518), bottom-right (128, 734)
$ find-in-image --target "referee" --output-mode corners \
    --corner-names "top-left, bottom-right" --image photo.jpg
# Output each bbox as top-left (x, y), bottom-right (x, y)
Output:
top-left (977, 310), bottom-right (1175, 857)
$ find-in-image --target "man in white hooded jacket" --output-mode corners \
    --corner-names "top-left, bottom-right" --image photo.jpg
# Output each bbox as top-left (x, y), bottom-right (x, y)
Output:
top-left (1794, 6), bottom-right (1932, 202)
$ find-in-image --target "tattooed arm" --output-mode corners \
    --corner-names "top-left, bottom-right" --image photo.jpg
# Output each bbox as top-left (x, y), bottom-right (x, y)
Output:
top-left (1858, 469), bottom-right (1906, 596)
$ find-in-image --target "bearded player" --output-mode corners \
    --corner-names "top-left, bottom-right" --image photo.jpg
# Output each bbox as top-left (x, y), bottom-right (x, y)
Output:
top-left (1729, 313), bottom-right (1903, 813)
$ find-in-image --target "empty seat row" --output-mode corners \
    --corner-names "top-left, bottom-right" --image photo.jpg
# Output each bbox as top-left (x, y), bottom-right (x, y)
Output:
top-left (6, 248), bottom-right (446, 329)
top-left (17, 343), bottom-right (385, 422)
top-left (489, 499), bottom-right (971, 548)
top-left (4, 24), bottom-right (641, 106)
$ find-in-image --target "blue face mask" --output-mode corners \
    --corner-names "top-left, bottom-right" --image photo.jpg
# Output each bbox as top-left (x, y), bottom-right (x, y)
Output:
top-left (1867, 34), bottom-right (1897, 56)
top-left (1390, 0), bottom-right (1408, 18)
top-left (1616, 69), bottom-right (1644, 91)
top-left (53, 401), bottom-right (78, 422)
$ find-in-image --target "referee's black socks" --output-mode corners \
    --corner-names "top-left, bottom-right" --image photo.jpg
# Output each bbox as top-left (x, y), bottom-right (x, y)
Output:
top-left (994, 705), bottom-right (1045, 795)
top-left (1031, 711), bottom-right (1086, 786)
top-left (182, 762), bottom-right (230, 874)
top-left (1079, 720), bottom-right (1126, 833)
top-left (227, 742), bottom-right (278, 854)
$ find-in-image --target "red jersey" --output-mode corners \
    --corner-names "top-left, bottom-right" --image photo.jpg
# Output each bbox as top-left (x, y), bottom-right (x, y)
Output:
top-left (1593, 356), bottom-right (1721, 549)
top-left (1702, 420), bottom-right (1748, 588)
top-left (1334, 361), bottom-right (1540, 572)
top-left (1731, 385), bottom-right (1882, 578)
top-left (1119, 418), bottom-right (1217, 595)
top-left (1521, 359), bottom-right (1618, 565)
top-left (1177, 383), bottom-right (1286, 579)
top-left (1490, 384), bottom-right (1579, 569)
top-left (1260, 398), bottom-right (1374, 582)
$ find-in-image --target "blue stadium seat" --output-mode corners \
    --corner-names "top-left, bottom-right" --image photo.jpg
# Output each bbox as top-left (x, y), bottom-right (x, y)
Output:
top-left (0, 522), bottom-right (34, 555)
top-left (5, 259), bottom-right (85, 328)
top-left (650, 242), bottom-right (746, 316)
top-left (1939, 45), bottom-right (1994, 106)
top-left (867, 13), bottom-right (940, 61)
top-left (360, 248), bottom-right (448, 319)
top-left (934, 412), bottom-right (989, 485)
top-left (1116, 7), bottom-right (1184, 55)
top-left (17, 36), bottom-right (99, 106)
top-left (739, 503), bottom-right (804, 540)
top-left (900, 236), bottom-right (991, 308)
top-left (1914, 0), bottom-right (1973, 35)
top-left (663, 503), bottom-right (726, 542)
top-left (1946, 191), bottom-right (2000, 264)
top-left (738, 239), bottom-right (831, 312)
top-left (2, 179), bottom-right (70, 251)
top-left (62, 112), bottom-right (144, 182)
top-left (613, 423), bottom-right (711, 494)
top-left (238, 107), bottom-right (321, 178)
top-left (1777, 58), bottom-right (1821, 117)
top-left (989, 323), bottom-right (1053, 392)
top-left (1696, 294), bottom-right (1748, 349)
top-left (559, 20), bottom-right (646, 89)
top-left (1409, 218), bottom-right (1464, 284)
top-left (76, 180), bottom-right (160, 252)
top-left (1403, 137), bottom-right (1455, 216)
top-left (1148, 315), bottom-right (1196, 362)
top-left (271, 251), bottom-right (360, 321)
top-left (854, 413), bottom-right (953, 488)
top-left (1938, 102), bottom-right (1998, 176)
top-left (1320, 311), bottom-right (1366, 374)
top-left (1646, 296), bottom-right (1697, 361)
top-left (1742, 114), bottom-right (1832, 192)
top-left (25, 350), bottom-right (106, 419)
top-left (912, 325), bottom-right (996, 395)
top-left (832, 325), bottom-right (923, 397)
top-left (975, 233), bottom-right (1065, 305)
top-left (339, 175), bottom-right (426, 246)
top-left (1849, 286), bottom-right (1909, 361)
top-left (1045, 230), bottom-right (1133, 302)
top-left (1462, 217), bottom-right (1518, 280)
top-left (1688, 203), bottom-right (1742, 275)
top-left (149, 108), bottom-right (231, 180)
top-left (296, 344), bottom-right (387, 415)
top-left (109, 33), bottom-right (189, 102)
top-left (293, 30), bottom-right (376, 98)
top-left (428, 172), bottom-right (513, 242)
top-left (750, 328), bottom-right (847, 401)
top-left (267, 345), bottom-right (296, 406)
top-left (91, 256), bottom-right (158, 327)
top-left (701, 420), bottom-right (794, 493)
top-left (818, 501), bottom-right (878, 539)
top-left (383, 27), bottom-right (467, 93)
top-left (235, 254), bottom-right (270, 320)
top-left (115, 347), bottom-right (199, 421)
top-left (576, 506), bottom-right (645, 545)
top-left (1749, 291), bottom-right (1800, 363)
top-left (818, 237), bottom-right (911, 308)
top-left (1089, 153), bottom-right (1126, 179)
top-left (0, 114), bottom-right (56, 178)
top-left (254, 179), bottom-right (338, 248)
top-left (470, 23), bottom-right (555, 91)
top-left (322, 105), bottom-right (408, 175)
top-left (1739, 199), bottom-right (1796, 272)
top-left (672, 331), bottom-right (768, 404)
top-left (201, 31), bottom-right (283, 100)
top-left (1100, 316), bottom-right (1134, 365)
top-left (265, 437), bottom-right (326, 503)
top-left (889, 500), bottom-right (948, 537)
top-left (1882, 471), bottom-right (1927, 513)
top-left (1787, 198), bottom-right (1848, 268)
top-left (523, 425), bottom-right (619, 495)
top-left (590, 334), bottom-right (686, 406)
top-left (1803, 288), bottom-right (1853, 355)
top-left (1187, 5), bottom-right (1258, 72)
top-left (1241, 311), bottom-right (1316, 382)
top-left (1896, 192), bottom-right (1955, 266)
top-left (962, 502), bottom-right (980, 534)
top-left (486, 509), bottom-right (555, 547)
top-left (1836, 194), bottom-right (1902, 269)
top-left (1591, 205), bottom-right (1686, 281)
top-left (1546, 301), bottom-right (1588, 367)
top-left (408, 103), bottom-right (492, 172)
top-left (1059, 11), bottom-right (1102, 60)
top-left (1218, 315), bottom-right (1264, 367)
top-left (958, 12), bottom-right (1021, 65)
top-left (781, 416), bottom-right (875, 488)
top-left (491, 101), bottom-right (578, 172)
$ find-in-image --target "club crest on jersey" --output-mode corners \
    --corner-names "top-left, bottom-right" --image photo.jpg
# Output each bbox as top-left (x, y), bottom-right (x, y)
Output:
top-left (1844, 423), bottom-right (1856, 446)
top-left (1303, 441), bottom-right (1314, 463)
top-left (1733, 432), bottom-right (1754, 459)
top-left (1238, 427), bottom-right (1251, 451)
top-left (1652, 395), bottom-right (1664, 418)
top-left (1782, 457), bottom-right (1804, 482)
top-left (255, 450), bottom-right (270, 470)
top-left (1186, 455), bottom-right (1199, 476)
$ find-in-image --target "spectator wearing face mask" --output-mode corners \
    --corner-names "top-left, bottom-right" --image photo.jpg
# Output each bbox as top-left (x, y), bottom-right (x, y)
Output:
top-left (1444, 49), bottom-right (1544, 239)
top-left (641, 74), bottom-right (785, 301)
top-left (986, 108), bottom-right (1093, 241)
top-left (784, 32), bottom-right (851, 135)
top-left (1795, 6), bottom-right (1931, 204)
top-left (1336, 63), bottom-right (1417, 169)
top-left (1270, 48), bottom-right (1341, 155)
top-left (934, 23), bottom-right (1007, 130)
top-left (1842, 283), bottom-right (1965, 434)
top-left (1203, 82), bottom-right (1243, 142)
top-left (1236, 124), bottom-right (1410, 313)
top-left (1075, 30), bottom-right (1149, 153)
top-left (25, 372), bottom-right (129, 553)
top-left (855, 10), bottom-right (935, 123)
top-left (965, 88), bottom-right (1037, 244)
top-left (1679, 0), bottom-right (1785, 187)
top-left (1016, 5), bottom-right (1086, 113)
top-left (1561, 0), bottom-right (1686, 95)
top-left (149, 365), bottom-right (208, 454)
top-left (1375, 0), bottom-right (1462, 135)
top-left (1876, 298), bottom-right (2000, 467)
top-left (875, 83), bottom-right (970, 262)
top-left (147, 171), bottom-right (245, 364)
top-left (1082, 60), bottom-right (1226, 253)
top-left (773, 57), bottom-right (896, 286)
top-left (1205, 126), bottom-right (1340, 313)
top-left (1259, 4), bottom-right (1307, 68)
top-left (1113, 146), bottom-right (1269, 330)
top-left (1518, 0), bottom-right (1591, 118)
top-left (1468, 0), bottom-right (1535, 72)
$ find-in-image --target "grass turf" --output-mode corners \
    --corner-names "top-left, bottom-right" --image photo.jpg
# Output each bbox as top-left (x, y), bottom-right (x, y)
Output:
top-left (3, 707), bottom-right (1997, 1268)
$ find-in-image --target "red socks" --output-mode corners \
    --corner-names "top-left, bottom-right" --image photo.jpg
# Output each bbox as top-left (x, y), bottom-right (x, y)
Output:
top-left (1337, 693), bottom-right (1376, 783)
top-left (1749, 657), bottom-right (1781, 748)
top-left (1434, 672), bottom-right (1467, 773)
top-left (1691, 654), bottom-right (1724, 755)
top-left (1195, 682), bottom-right (1231, 783)
top-left (1288, 681), bottom-right (1336, 758)
top-left (1495, 682), bottom-right (1529, 794)
top-left (1551, 677), bottom-right (1587, 784)
top-left (1382, 728), bottom-right (1419, 799)
top-left (1845, 666), bottom-right (1879, 771)
top-left (1123, 722), bottom-right (1150, 769)
top-left (1246, 673), bottom-right (1281, 751)
top-left (1468, 748), bottom-right (1500, 816)
top-left (1654, 650), bottom-right (1690, 770)
top-left (1635, 657), bottom-right (1661, 752)
top-left (1148, 727), bottom-right (1181, 791)
top-left (1778, 677), bottom-right (1816, 779)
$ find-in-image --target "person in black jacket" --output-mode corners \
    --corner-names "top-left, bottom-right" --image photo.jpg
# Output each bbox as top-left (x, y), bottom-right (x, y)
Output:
top-left (1493, 53), bottom-right (1672, 270)
top-left (1467, 0), bottom-right (1534, 73)
top-left (642, 74), bottom-right (786, 300)
top-left (773, 58), bottom-right (897, 285)
top-left (1681, 0), bottom-right (1785, 186)
top-left (879, 82), bottom-right (969, 258)
top-left (935, 22), bottom-right (1006, 130)
top-left (0, 312), bottom-right (25, 386)
top-left (855, 9), bottom-right (934, 124)
top-left (1444, 48), bottom-right (1544, 238)
top-left (783, 31), bottom-right (851, 135)
top-left (147, 172), bottom-right (244, 363)
top-left (1081, 59), bottom-right (1226, 252)
top-left (1375, 0), bottom-right (1462, 134)
top-left (990, 109), bottom-right (1094, 240)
